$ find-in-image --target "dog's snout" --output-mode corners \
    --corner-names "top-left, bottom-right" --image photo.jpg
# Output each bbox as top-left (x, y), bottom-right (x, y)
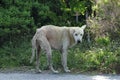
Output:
top-left (77, 40), bottom-right (80, 43)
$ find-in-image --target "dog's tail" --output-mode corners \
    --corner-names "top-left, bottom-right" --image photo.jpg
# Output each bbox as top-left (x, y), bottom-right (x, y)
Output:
top-left (30, 33), bottom-right (37, 63)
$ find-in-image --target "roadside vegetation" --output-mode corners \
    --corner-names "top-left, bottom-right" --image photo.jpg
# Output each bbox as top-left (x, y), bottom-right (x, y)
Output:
top-left (0, 0), bottom-right (120, 74)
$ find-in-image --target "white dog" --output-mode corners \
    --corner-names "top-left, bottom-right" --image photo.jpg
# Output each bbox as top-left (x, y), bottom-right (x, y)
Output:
top-left (30, 25), bottom-right (86, 73)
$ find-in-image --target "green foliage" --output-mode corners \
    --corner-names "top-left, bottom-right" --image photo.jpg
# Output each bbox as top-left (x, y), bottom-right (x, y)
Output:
top-left (0, 0), bottom-right (89, 45)
top-left (83, 48), bottom-right (117, 73)
top-left (95, 37), bottom-right (110, 46)
top-left (0, 0), bottom-right (35, 44)
top-left (67, 41), bottom-right (120, 74)
top-left (0, 0), bottom-right (88, 69)
top-left (0, 37), bottom-right (32, 68)
top-left (60, 0), bottom-right (89, 15)
top-left (0, 37), bottom-right (120, 73)
top-left (88, 0), bottom-right (120, 40)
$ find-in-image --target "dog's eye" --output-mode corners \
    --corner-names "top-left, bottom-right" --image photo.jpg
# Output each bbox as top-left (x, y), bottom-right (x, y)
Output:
top-left (75, 34), bottom-right (78, 36)
top-left (80, 34), bottom-right (82, 36)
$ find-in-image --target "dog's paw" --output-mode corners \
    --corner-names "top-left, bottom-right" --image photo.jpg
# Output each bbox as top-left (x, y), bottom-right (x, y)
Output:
top-left (65, 69), bottom-right (71, 73)
top-left (51, 67), bottom-right (59, 73)
top-left (36, 69), bottom-right (42, 73)
top-left (53, 70), bottom-right (59, 74)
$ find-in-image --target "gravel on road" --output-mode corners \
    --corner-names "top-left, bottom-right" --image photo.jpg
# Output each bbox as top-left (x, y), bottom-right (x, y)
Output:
top-left (0, 72), bottom-right (120, 80)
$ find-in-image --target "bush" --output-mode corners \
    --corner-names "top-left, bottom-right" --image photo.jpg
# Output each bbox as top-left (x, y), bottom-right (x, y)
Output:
top-left (0, 36), bottom-right (120, 74)
top-left (0, 37), bottom-right (32, 68)
top-left (87, 0), bottom-right (120, 40)
top-left (95, 37), bottom-right (110, 46)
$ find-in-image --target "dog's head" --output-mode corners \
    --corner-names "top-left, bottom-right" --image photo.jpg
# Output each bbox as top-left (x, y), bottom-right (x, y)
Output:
top-left (71, 25), bottom-right (86, 44)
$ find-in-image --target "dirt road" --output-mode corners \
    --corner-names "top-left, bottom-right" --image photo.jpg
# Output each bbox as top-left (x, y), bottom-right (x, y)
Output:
top-left (0, 72), bottom-right (120, 80)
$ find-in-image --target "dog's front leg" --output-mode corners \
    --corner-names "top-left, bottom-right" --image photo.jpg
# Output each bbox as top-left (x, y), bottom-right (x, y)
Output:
top-left (62, 49), bottom-right (70, 72)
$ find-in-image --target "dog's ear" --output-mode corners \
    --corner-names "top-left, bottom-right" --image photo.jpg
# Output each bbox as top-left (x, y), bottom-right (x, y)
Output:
top-left (81, 25), bottom-right (86, 30)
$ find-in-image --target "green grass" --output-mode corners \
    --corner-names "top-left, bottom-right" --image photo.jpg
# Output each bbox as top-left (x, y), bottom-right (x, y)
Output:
top-left (0, 38), bottom-right (120, 74)
top-left (0, 37), bottom-right (32, 68)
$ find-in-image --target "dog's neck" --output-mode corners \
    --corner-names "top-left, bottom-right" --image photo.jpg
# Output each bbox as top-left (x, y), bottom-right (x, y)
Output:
top-left (68, 29), bottom-right (76, 47)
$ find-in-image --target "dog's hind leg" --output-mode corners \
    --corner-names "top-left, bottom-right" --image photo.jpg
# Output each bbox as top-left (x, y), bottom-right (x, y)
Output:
top-left (40, 37), bottom-right (58, 73)
top-left (46, 50), bottom-right (58, 73)
top-left (30, 36), bottom-right (36, 63)
top-left (35, 42), bottom-right (42, 73)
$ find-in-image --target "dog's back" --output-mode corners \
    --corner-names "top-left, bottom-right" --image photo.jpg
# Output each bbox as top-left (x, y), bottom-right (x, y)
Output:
top-left (40, 25), bottom-right (69, 50)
